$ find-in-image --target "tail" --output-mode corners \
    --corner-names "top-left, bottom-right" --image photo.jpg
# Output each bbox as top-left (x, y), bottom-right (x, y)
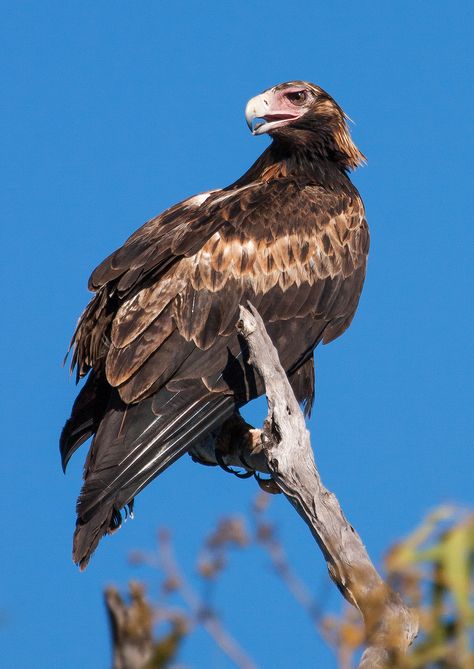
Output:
top-left (61, 379), bottom-right (235, 569)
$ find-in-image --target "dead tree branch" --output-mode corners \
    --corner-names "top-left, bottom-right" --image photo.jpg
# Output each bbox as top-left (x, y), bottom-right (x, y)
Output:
top-left (232, 303), bottom-right (419, 669)
top-left (104, 582), bottom-right (185, 669)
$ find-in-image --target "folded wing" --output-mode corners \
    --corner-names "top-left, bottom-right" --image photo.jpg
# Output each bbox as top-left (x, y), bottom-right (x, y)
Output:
top-left (62, 179), bottom-right (369, 568)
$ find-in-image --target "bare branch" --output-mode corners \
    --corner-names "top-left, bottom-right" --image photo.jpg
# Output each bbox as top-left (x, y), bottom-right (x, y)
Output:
top-left (235, 303), bottom-right (419, 668)
top-left (158, 530), bottom-right (258, 669)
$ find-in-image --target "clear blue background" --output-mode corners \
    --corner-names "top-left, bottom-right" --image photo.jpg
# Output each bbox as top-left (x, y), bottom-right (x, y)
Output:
top-left (1, 2), bottom-right (472, 667)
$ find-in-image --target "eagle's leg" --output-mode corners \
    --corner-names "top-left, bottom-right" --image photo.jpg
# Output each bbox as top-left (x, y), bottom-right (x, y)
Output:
top-left (190, 413), bottom-right (280, 492)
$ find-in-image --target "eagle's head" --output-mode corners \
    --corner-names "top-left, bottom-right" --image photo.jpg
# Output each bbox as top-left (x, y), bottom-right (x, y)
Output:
top-left (245, 81), bottom-right (365, 170)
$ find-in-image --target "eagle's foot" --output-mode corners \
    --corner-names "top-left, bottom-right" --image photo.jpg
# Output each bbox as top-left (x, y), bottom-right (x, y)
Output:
top-left (215, 449), bottom-right (254, 479)
top-left (213, 413), bottom-right (257, 479)
top-left (190, 413), bottom-right (280, 487)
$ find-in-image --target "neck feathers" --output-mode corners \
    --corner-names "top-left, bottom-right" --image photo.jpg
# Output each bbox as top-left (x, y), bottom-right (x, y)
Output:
top-left (332, 117), bottom-right (366, 170)
top-left (273, 97), bottom-right (365, 172)
top-left (230, 116), bottom-right (365, 189)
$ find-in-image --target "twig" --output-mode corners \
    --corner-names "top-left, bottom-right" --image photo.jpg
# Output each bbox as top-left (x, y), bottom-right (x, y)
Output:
top-left (251, 499), bottom-right (333, 643)
top-left (236, 303), bottom-right (419, 669)
top-left (158, 530), bottom-right (258, 669)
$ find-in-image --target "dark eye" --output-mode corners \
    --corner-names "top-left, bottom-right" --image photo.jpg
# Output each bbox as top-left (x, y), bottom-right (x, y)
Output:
top-left (285, 90), bottom-right (308, 105)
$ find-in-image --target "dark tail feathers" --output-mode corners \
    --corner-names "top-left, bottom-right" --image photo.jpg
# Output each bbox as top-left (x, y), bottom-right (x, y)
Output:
top-left (68, 384), bottom-right (235, 569)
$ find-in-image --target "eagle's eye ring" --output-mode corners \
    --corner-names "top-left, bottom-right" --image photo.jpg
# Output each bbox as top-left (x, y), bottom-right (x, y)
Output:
top-left (285, 90), bottom-right (308, 105)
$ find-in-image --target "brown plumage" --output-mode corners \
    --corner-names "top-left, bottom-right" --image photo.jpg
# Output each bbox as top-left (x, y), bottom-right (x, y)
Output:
top-left (61, 81), bottom-right (369, 568)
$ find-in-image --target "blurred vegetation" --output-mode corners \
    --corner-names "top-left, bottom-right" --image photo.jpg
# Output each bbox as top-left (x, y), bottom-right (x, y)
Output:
top-left (107, 499), bottom-right (473, 669)
top-left (325, 506), bottom-right (474, 669)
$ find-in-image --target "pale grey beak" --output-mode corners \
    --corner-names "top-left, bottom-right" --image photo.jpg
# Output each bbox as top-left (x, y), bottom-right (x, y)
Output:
top-left (245, 93), bottom-right (271, 135)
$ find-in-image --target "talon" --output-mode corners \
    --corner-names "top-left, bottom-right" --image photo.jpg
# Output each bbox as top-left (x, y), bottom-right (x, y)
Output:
top-left (215, 450), bottom-right (254, 479)
top-left (254, 472), bottom-right (281, 494)
top-left (190, 452), bottom-right (219, 467)
top-left (215, 449), bottom-right (236, 473)
top-left (234, 469), bottom-right (254, 479)
top-left (239, 452), bottom-right (254, 471)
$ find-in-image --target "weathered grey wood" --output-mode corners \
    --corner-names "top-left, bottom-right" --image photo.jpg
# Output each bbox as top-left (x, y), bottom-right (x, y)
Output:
top-left (235, 303), bottom-right (418, 668)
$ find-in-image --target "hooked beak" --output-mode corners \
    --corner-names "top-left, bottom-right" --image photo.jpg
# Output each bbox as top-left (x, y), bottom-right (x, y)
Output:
top-left (245, 92), bottom-right (299, 136)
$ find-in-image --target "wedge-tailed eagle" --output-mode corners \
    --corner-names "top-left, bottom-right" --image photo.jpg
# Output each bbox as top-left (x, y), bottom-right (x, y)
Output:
top-left (61, 81), bottom-right (369, 568)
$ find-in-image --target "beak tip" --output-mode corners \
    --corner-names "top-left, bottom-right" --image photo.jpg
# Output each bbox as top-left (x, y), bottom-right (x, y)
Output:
top-left (245, 94), bottom-right (267, 134)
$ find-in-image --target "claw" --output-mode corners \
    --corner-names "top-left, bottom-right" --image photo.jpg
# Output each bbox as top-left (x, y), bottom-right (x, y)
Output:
top-left (215, 450), bottom-right (254, 479)
top-left (190, 452), bottom-right (219, 467)
top-left (238, 452), bottom-right (254, 471)
top-left (254, 472), bottom-right (281, 494)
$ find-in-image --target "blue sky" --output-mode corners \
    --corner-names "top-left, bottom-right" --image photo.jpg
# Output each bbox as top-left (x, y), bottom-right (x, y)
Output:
top-left (1, 2), bottom-right (472, 667)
